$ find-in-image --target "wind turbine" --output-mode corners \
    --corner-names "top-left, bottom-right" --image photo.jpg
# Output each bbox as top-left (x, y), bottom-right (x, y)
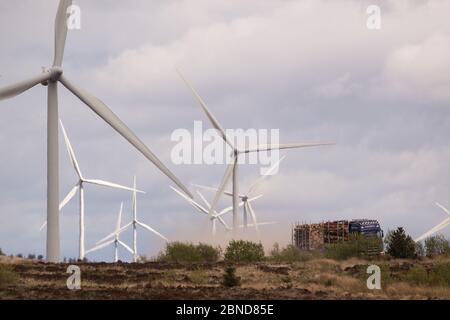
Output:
top-left (171, 186), bottom-right (262, 235)
top-left (39, 120), bottom-right (143, 260)
top-left (171, 186), bottom-right (233, 235)
top-left (85, 202), bottom-right (134, 262)
top-left (0, 1), bottom-right (191, 262)
top-left (415, 202), bottom-right (450, 242)
top-left (177, 70), bottom-right (333, 235)
top-left (97, 177), bottom-right (169, 262)
top-left (195, 155), bottom-right (286, 234)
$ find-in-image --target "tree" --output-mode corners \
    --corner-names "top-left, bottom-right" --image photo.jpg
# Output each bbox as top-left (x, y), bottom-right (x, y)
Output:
top-left (384, 227), bottom-right (417, 259)
top-left (0, 248), bottom-right (4, 256)
top-left (222, 266), bottom-right (241, 287)
top-left (424, 235), bottom-right (450, 257)
top-left (224, 240), bottom-right (265, 263)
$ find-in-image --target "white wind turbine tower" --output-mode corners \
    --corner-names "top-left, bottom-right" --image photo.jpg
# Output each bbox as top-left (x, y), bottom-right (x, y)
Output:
top-left (0, 0), bottom-right (191, 262)
top-left (178, 70), bottom-right (333, 235)
top-left (39, 120), bottom-right (143, 260)
top-left (85, 202), bottom-right (134, 262)
top-left (195, 155), bottom-right (286, 235)
top-left (415, 202), bottom-right (450, 242)
top-left (97, 177), bottom-right (169, 262)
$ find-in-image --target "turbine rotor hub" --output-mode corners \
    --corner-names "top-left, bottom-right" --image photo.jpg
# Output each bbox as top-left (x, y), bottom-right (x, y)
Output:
top-left (49, 67), bottom-right (63, 82)
top-left (40, 66), bottom-right (63, 85)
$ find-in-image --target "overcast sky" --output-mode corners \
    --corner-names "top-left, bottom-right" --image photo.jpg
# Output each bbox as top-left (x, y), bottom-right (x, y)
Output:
top-left (1, 0), bottom-right (449, 261)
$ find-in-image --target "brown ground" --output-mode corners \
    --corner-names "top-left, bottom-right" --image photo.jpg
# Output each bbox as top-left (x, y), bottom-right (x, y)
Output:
top-left (1, 256), bottom-right (449, 299)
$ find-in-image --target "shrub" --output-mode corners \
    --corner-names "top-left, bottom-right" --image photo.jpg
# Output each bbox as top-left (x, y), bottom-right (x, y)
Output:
top-left (222, 266), bottom-right (241, 287)
top-left (405, 262), bottom-right (450, 286)
top-left (325, 234), bottom-right (382, 260)
top-left (196, 243), bottom-right (221, 263)
top-left (0, 264), bottom-right (18, 288)
top-left (16, 253), bottom-right (23, 258)
top-left (188, 270), bottom-right (208, 285)
top-left (424, 235), bottom-right (450, 257)
top-left (384, 227), bottom-right (417, 259)
top-left (224, 240), bottom-right (265, 263)
top-left (428, 262), bottom-right (450, 286)
top-left (406, 265), bottom-right (428, 285)
top-left (37, 255), bottom-right (43, 261)
top-left (27, 254), bottom-right (36, 260)
top-left (269, 244), bottom-right (313, 263)
top-left (158, 242), bottom-right (221, 263)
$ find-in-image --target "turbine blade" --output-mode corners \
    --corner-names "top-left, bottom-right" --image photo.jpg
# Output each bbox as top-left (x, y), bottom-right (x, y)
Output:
top-left (85, 239), bottom-right (115, 255)
top-left (435, 202), bottom-right (450, 216)
top-left (208, 162), bottom-right (234, 217)
top-left (59, 120), bottom-right (83, 179)
top-left (137, 220), bottom-right (169, 242)
top-left (116, 202), bottom-right (123, 232)
top-left (193, 184), bottom-right (234, 197)
top-left (60, 184), bottom-right (79, 210)
top-left (239, 221), bottom-right (277, 228)
top-left (0, 73), bottom-right (52, 100)
top-left (217, 198), bottom-right (251, 217)
top-left (248, 155), bottom-right (286, 196)
top-left (118, 240), bottom-right (134, 254)
top-left (415, 219), bottom-right (450, 242)
top-left (177, 70), bottom-right (234, 148)
top-left (83, 179), bottom-right (144, 193)
top-left (39, 183), bottom-right (79, 231)
top-left (53, 0), bottom-right (72, 67)
top-left (170, 186), bottom-right (209, 215)
top-left (58, 75), bottom-right (193, 198)
top-left (196, 191), bottom-right (211, 208)
top-left (216, 215), bottom-right (231, 230)
top-left (96, 222), bottom-right (132, 244)
top-left (243, 142), bottom-right (334, 153)
top-left (39, 221), bottom-right (47, 231)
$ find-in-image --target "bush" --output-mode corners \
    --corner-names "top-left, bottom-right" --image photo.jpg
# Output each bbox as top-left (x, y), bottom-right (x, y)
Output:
top-left (27, 254), bottom-right (36, 260)
top-left (405, 262), bottom-right (450, 286)
top-left (37, 255), bottom-right (43, 261)
top-left (158, 242), bottom-right (221, 263)
top-left (384, 227), bottom-right (417, 259)
top-left (224, 240), bottom-right (265, 263)
top-left (0, 264), bottom-right (18, 288)
top-left (428, 262), bottom-right (450, 286)
top-left (325, 234), bottom-right (382, 260)
top-left (269, 244), bottom-right (313, 263)
top-left (406, 265), bottom-right (428, 285)
top-left (196, 243), bottom-right (221, 263)
top-left (424, 235), bottom-right (450, 257)
top-left (222, 266), bottom-right (241, 287)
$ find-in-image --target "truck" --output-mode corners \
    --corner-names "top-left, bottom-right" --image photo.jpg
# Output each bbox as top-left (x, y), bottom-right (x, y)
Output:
top-left (292, 219), bottom-right (384, 255)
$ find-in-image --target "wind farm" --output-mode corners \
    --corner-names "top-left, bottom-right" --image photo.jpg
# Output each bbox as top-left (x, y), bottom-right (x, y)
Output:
top-left (1, 0), bottom-right (450, 302)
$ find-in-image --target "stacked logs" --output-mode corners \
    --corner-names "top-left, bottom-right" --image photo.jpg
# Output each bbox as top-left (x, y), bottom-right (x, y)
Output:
top-left (293, 220), bottom-right (350, 250)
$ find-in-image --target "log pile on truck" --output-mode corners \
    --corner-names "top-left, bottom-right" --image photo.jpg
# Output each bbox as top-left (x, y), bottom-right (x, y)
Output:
top-left (292, 219), bottom-right (384, 255)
